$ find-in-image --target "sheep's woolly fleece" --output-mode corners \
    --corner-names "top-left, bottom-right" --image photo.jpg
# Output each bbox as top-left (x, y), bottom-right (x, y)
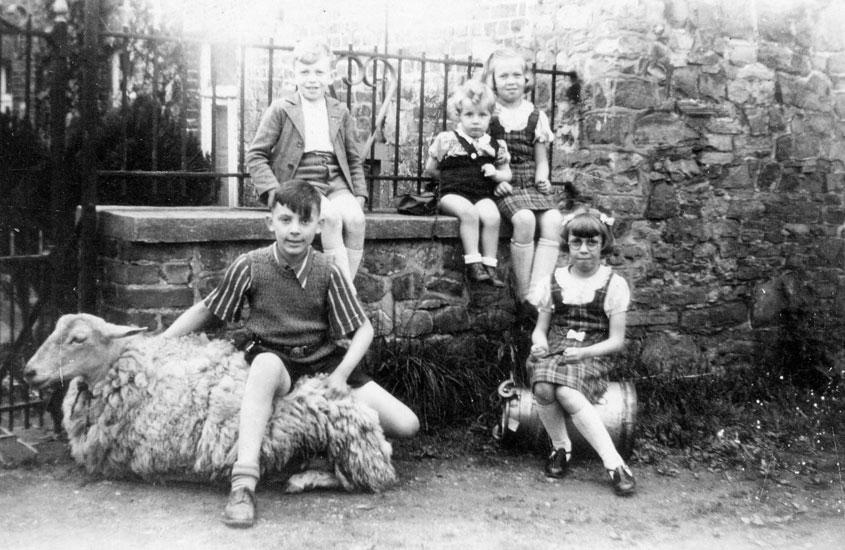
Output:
top-left (30, 318), bottom-right (395, 492)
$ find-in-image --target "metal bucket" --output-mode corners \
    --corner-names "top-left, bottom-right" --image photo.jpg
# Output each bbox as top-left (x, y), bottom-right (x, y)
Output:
top-left (492, 379), bottom-right (637, 459)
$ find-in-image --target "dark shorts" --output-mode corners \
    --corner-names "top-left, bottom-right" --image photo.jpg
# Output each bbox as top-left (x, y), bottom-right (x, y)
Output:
top-left (244, 343), bottom-right (372, 389)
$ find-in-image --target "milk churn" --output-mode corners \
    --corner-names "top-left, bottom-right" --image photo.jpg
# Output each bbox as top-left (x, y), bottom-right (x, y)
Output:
top-left (492, 379), bottom-right (637, 459)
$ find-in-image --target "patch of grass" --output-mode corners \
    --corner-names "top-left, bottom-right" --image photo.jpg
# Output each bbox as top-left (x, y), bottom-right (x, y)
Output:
top-left (621, 355), bottom-right (844, 476)
top-left (368, 333), bottom-right (517, 432)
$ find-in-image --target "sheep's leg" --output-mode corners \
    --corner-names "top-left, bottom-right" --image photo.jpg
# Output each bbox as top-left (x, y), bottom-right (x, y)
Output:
top-left (282, 470), bottom-right (344, 493)
top-left (324, 399), bottom-right (396, 492)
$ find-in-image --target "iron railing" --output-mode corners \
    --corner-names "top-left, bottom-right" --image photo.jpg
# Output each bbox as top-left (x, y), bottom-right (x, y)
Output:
top-left (92, 27), bottom-right (576, 209)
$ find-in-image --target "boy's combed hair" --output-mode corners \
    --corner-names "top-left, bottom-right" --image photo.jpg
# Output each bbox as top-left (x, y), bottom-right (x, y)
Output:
top-left (447, 80), bottom-right (497, 121)
top-left (292, 38), bottom-right (334, 66)
top-left (561, 207), bottom-right (615, 255)
top-left (272, 180), bottom-right (322, 218)
top-left (482, 48), bottom-right (534, 93)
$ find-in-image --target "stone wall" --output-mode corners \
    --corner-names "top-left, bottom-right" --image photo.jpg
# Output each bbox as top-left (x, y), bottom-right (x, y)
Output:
top-left (97, 0), bottom-right (845, 378)
top-left (96, 208), bottom-right (519, 355)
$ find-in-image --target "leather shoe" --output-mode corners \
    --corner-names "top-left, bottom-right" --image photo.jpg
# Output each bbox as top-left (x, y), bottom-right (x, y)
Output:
top-left (609, 464), bottom-right (636, 496)
top-left (466, 262), bottom-right (490, 283)
top-left (544, 448), bottom-right (569, 478)
top-left (485, 266), bottom-right (505, 287)
top-left (223, 487), bottom-right (256, 527)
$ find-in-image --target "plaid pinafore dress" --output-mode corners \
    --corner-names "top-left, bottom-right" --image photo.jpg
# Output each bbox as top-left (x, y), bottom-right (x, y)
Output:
top-left (528, 269), bottom-right (618, 403)
top-left (490, 111), bottom-right (558, 220)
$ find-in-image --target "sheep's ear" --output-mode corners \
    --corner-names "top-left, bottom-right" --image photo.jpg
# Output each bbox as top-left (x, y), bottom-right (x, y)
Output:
top-left (102, 323), bottom-right (148, 340)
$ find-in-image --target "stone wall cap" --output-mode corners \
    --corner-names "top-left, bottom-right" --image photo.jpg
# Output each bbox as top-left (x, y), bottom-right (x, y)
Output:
top-left (96, 206), bottom-right (471, 243)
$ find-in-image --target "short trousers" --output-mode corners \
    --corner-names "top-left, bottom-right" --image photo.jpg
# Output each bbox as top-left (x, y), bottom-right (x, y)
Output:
top-left (293, 152), bottom-right (350, 197)
top-left (244, 342), bottom-right (372, 389)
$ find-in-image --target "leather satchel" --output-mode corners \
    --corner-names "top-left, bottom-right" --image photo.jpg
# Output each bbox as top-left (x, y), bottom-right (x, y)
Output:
top-left (396, 191), bottom-right (437, 216)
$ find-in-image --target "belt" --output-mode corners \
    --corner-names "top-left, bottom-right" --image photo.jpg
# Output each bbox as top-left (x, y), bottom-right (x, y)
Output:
top-left (277, 340), bottom-right (326, 360)
top-left (302, 151), bottom-right (338, 162)
top-left (243, 335), bottom-right (327, 360)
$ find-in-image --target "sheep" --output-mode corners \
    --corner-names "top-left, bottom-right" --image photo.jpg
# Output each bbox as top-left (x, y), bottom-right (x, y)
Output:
top-left (23, 313), bottom-right (397, 493)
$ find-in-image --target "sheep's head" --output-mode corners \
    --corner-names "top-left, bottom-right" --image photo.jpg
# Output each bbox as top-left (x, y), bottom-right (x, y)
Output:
top-left (24, 313), bottom-right (147, 388)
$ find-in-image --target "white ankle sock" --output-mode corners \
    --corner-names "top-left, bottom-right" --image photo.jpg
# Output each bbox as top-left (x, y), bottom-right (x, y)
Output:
top-left (463, 253), bottom-right (482, 264)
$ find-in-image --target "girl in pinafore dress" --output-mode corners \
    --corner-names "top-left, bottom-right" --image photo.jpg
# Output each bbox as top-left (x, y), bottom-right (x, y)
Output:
top-left (528, 207), bottom-right (636, 496)
top-left (483, 49), bottom-right (564, 308)
top-left (425, 80), bottom-right (512, 285)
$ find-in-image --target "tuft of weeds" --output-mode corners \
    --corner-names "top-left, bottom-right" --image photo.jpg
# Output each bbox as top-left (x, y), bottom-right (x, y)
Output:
top-left (621, 354), bottom-right (845, 476)
top-left (368, 332), bottom-right (518, 432)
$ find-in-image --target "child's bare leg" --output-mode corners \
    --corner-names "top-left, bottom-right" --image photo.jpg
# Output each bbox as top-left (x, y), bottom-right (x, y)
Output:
top-left (351, 381), bottom-right (420, 438)
top-left (319, 195), bottom-right (355, 287)
top-left (510, 209), bottom-right (537, 300)
top-left (439, 194), bottom-right (480, 258)
top-left (526, 209), bottom-right (563, 305)
top-left (232, 354), bottom-right (291, 488)
top-left (476, 198), bottom-right (504, 285)
top-left (476, 198), bottom-right (501, 263)
top-left (327, 189), bottom-right (366, 277)
top-left (226, 353), bottom-right (291, 527)
top-left (439, 194), bottom-right (488, 281)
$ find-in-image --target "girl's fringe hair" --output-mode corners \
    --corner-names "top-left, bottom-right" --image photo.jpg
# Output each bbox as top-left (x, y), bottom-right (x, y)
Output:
top-left (561, 206), bottom-right (615, 255)
top-left (482, 48), bottom-right (534, 94)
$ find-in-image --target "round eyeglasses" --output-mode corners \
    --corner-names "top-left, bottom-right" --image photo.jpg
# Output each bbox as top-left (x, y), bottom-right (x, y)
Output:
top-left (567, 237), bottom-right (601, 251)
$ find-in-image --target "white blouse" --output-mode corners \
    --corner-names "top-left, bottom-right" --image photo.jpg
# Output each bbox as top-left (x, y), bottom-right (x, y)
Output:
top-left (535, 265), bottom-right (630, 316)
top-left (494, 100), bottom-right (555, 143)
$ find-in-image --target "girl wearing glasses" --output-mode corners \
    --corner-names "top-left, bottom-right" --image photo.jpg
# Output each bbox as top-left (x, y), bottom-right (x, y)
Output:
top-left (528, 207), bottom-right (636, 496)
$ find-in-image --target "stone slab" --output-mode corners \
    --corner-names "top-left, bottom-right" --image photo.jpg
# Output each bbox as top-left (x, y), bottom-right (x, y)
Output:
top-left (97, 207), bottom-right (469, 243)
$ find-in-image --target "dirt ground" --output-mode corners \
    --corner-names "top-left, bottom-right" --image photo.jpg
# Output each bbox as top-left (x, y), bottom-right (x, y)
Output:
top-left (1, 426), bottom-right (843, 550)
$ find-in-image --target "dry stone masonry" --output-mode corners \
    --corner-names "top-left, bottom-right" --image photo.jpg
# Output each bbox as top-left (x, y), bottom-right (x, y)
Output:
top-left (97, 0), bottom-right (845, 377)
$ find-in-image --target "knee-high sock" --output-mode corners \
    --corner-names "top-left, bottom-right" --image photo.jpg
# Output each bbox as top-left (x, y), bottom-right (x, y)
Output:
top-left (324, 246), bottom-right (355, 290)
top-left (510, 240), bottom-right (534, 301)
top-left (570, 406), bottom-right (623, 470)
top-left (535, 399), bottom-right (572, 453)
top-left (348, 247), bottom-right (364, 279)
top-left (526, 238), bottom-right (560, 305)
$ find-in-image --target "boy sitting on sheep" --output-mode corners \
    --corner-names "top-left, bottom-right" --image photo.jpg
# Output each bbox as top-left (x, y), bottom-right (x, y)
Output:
top-left (163, 180), bottom-right (419, 528)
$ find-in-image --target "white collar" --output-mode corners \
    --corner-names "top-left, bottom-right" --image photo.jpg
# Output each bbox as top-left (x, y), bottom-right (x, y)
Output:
top-left (455, 127), bottom-right (494, 156)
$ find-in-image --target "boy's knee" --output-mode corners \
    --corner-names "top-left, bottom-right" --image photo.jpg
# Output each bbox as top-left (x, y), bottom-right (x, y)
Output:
top-left (532, 382), bottom-right (556, 405)
top-left (248, 354), bottom-right (291, 394)
top-left (321, 210), bottom-right (343, 233)
top-left (394, 411), bottom-right (420, 438)
top-left (344, 208), bottom-right (366, 234)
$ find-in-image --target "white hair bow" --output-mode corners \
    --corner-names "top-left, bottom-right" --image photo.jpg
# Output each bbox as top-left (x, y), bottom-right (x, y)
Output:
top-left (600, 213), bottom-right (615, 227)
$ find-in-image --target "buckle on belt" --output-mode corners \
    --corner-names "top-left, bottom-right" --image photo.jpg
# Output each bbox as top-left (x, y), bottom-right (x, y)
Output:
top-left (287, 345), bottom-right (308, 360)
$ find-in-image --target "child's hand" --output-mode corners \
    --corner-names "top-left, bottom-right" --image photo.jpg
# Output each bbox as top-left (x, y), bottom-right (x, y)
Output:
top-left (494, 182), bottom-right (513, 197)
top-left (529, 343), bottom-right (550, 360)
top-left (324, 372), bottom-right (349, 398)
top-left (355, 196), bottom-right (366, 209)
top-left (535, 179), bottom-right (551, 193)
top-left (481, 163), bottom-right (498, 178)
top-left (562, 347), bottom-right (586, 363)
